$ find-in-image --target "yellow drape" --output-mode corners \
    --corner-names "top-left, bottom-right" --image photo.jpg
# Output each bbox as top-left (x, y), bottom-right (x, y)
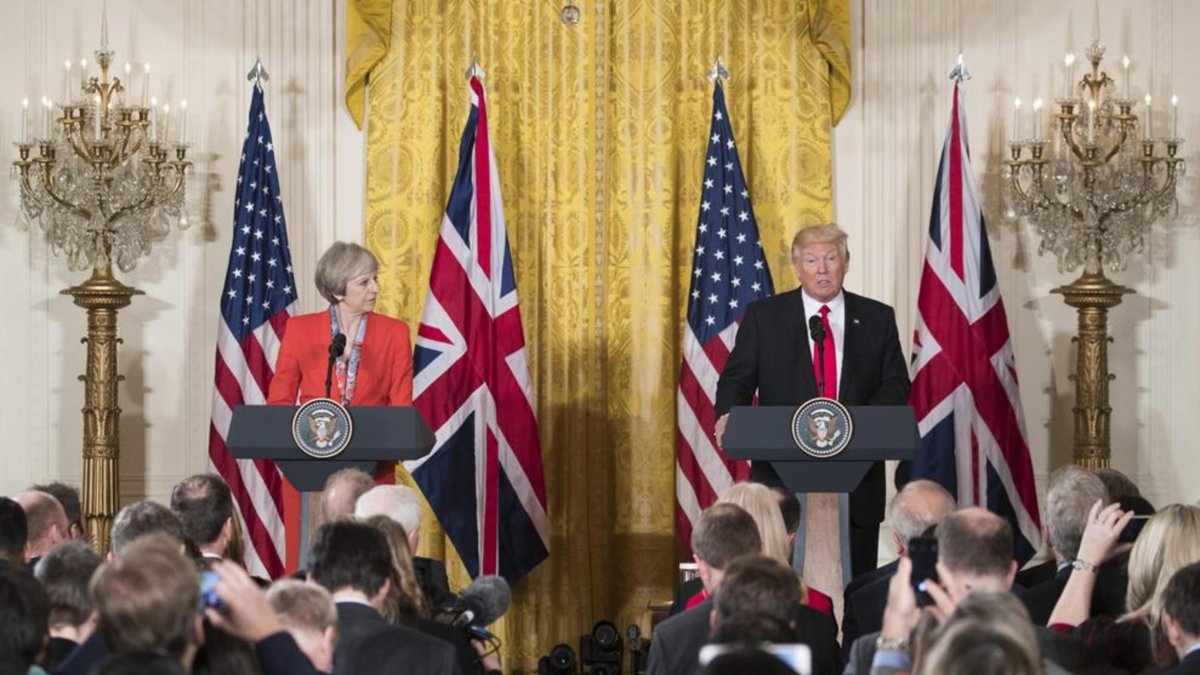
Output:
top-left (347, 1), bottom-right (849, 671)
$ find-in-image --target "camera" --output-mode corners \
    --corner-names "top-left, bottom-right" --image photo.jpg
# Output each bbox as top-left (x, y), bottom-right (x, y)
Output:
top-left (580, 620), bottom-right (623, 675)
top-left (539, 643), bottom-right (577, 675)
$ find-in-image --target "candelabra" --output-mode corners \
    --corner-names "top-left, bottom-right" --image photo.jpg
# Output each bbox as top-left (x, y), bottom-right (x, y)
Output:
top-left (1005, 35), bottom-right (1185, 469)
top-left (11, 20), bottom-right (191, 553)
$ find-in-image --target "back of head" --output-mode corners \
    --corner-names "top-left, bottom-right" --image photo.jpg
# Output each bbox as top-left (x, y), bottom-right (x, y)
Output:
top-left (355, 485), bottom-right (423, 535)
top-left (718, 483), bottom-right (790, 565)
top-left (192, 624), bottom-right (260, 675)
top-left (267, 579), bottom-right (337, 637)
top-left (31, 482), bottom-right (83, 539)
top-left (1162, 561), bottom-right (1200, 638)
top-left (1127, 503), bottom-right (1200, 626)
top-left (309, 519), bottom-right (390, 597)
top-left (691, 503), bottom-right (762, 571)
top-left (1092, 468), bottom-right (1141, 503)
top-left (34, 540), bottom-right (103, 630)
top-left (362, 515), bottom-right (428, 620)
top-left (769, 487), bottom-right (802, 536)
top-left (889, 479), bottom-right (957, 549)
top-left (713, 555), bottom-right (801, 622)
top-left (707, 611), bottom-right (799, 645)
top-left (92, 651), bottom-right (189, 675)
top-left (320, 468), bottom-right (375, 522)
top-left (0, 565), bottom-right (48, 668)
top-left (169, 474), bottom-right (233, 549)
top-left (1045, 466), bottom-right (1108, 560)
top-left (13, 489), bottom-right (68, 551)
top-left (90, 533), bottom-right (199, 657)
top-left (950, 590), bottom-right (1038, 648)
top-left (110, 501), bottom-right (185, 555)
top-left (936, 508), bottom-right (1014, 583)
top-left (918, 616), bottom-right (1041, 675)
top-left (0, 497), bottom-right (27, 564)
top-left (699, 648), bottom-right (801, 675)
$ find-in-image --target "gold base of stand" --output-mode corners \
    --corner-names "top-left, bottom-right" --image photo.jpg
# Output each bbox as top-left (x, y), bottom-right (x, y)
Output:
top-left (1052, 271), bottom-right (1132, 470)
top-left (61, 265), bottom-right (142, 554)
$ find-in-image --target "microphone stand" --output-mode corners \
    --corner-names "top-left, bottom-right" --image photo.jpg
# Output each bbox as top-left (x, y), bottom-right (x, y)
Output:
top-left (325, 335), bottom-right (346, 399)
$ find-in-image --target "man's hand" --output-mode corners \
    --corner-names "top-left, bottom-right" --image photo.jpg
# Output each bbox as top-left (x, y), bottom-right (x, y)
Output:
top-left (923, 562), bottom-right (968, 623)
top-left (880, 557), bottom-right (921, 641)
top-left (714, 414), bottom-right (729, 450)
top-left (204, 560), bottom-right (283, 643)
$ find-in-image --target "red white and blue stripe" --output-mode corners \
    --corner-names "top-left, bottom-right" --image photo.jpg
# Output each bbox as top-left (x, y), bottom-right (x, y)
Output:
top-left (208, 85), bottom-right (297, 578)
top-left (676, 82), bottom-right (775, 546)
top-left (908, 84), bottom-right (1042, 561)
top-left (407, 78), bottom-right (549, 581)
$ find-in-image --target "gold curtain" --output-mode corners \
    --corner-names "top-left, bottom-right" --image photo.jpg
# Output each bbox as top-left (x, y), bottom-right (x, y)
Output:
top-left (348, 0), bottom-right (849, 670)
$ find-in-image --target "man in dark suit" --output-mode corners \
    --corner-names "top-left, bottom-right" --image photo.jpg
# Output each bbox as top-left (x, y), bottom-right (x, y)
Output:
top-left (841, 479), bottom-right (956, 655)
top-left (647, 503), bottom-right (761, 675)
top-left (1020, 466), bottom-right (1127, 625)
top-left (1162, 562), bottom-right (1200, 675)
top-left (308, 520), bottom-right (459, 675)
top-left (715, 224), bottom-right (911, 579)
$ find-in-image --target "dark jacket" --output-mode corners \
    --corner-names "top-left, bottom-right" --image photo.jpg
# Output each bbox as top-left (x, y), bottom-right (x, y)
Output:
top-left (334, 602), bottom-right (459, 675)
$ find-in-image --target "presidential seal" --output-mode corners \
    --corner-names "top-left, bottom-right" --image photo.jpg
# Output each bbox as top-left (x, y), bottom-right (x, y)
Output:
top-left (791, 397), bottom-right (853, 459)
top-left (292, 398), bottom-right (353, 459)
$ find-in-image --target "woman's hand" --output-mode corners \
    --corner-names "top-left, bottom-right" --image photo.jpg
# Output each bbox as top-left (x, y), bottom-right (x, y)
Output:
top-left (1076, 500), bottom-right (1134, 568)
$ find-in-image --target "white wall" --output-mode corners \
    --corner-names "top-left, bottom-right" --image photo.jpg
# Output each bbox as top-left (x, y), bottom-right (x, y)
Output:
top-left (835, 0), bottom-right (1199, 510)
top-left (0, 0), bottom-right (360, 503)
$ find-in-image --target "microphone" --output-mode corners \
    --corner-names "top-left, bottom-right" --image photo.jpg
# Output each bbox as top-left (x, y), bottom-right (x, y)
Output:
top-left (808, 314), bottom-right (826, 397)
top-left (441, 576), bottom-right (511, 639)
top-left (324, 334), bottom-right (348, 399)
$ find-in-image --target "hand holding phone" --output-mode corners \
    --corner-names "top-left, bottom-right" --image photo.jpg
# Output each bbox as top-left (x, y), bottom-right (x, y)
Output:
top-left (907, 536), bottom-right (939, 608)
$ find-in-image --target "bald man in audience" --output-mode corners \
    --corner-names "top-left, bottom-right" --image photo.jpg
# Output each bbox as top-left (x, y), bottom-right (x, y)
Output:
top-left (320, 468), bottom-right (376, 524)
top-left (13, 490), bottom-right (69, 570)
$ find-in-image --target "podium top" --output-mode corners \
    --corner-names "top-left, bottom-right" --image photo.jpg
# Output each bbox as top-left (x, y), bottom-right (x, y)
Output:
top-left (722, 405), bottom-right (917, 462)
top-left (227, 405), bottom-right (434, 462)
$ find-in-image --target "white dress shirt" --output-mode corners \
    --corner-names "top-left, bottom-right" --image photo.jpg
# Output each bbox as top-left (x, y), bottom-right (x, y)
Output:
top-left (801, 289), bottom-right (845, 397)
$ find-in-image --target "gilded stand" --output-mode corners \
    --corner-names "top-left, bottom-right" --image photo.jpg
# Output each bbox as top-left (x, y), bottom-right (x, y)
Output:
top-left (63, 265), bottom-right (141, 552)
top-left (1052, 272), bottom-right (1131, 469)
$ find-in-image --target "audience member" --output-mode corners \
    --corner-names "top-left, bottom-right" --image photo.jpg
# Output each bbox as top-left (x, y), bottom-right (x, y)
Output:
top-left (12, 490), bottom-right (69, 569)
top-left (917, 612), bottom-right (1042, 675)
top-left (697, 648), bottom-right (799, 675)
top-left (1021, 466), bottom-right (1126, 625)
top-left (706, 612), bottom-right (798, 645)
top-left (32, 540), bottom-right (102, 669)
top-left (709, 555), bottom-right (839, 675)
top-left (0, 496), bottom-right (28, 566)
top-left (30, 482), bottom-right (85, 542)
top-left (308, 519), bottom-right (459, 675)
top-left (109, 500), bottom-right (186, 556)
top-left (648, 502), bottom-right (762, 675)
top-left (170, 474), bottom-right (236, 564)
top-left (267, 580), bottom-right (338, 673)
top-left (1161, 562), bottom-right (1200, 675)
top-left (355, 484), bottom-right (454, 609)
top-left (1092, 467), bottom-right (1141, 503)
top-left (319, 468), bottom-right (375, 524)
top-left (191, 624), bottom-right (262, 675)
top-left (90, 651), bottom-right (188, 675)
top-left (842, 479), bottom-right (955, 653)
top-left (0, 564), bottom-right (48, 675)
top-left (771, 487), bottom-right (803, 562)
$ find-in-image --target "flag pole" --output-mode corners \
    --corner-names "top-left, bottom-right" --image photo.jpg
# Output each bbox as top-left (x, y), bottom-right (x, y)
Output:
top-left (707, 56), bottom-right (730, 84)
top-left (247, 56), bottom-right (270, 88)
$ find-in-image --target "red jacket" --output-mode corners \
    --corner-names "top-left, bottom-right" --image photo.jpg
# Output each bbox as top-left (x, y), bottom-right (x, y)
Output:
top-left (267, 310), bottom-right (413, 406)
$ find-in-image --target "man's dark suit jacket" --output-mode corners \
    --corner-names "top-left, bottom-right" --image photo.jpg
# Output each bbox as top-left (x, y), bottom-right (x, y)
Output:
top-left (1015, 558), bottom-right (1057, 589)
top-left (1020, 557), bottom-right (1128, 625)
top-left (715, 289), bottom-right (911, 577)
top-left (669, 578), bottom-right (705, 617)
top-left (645, 598), bottom-right (842, 675)
top-left (415, 556), bottom-right (457, 610)
top-left (334, 602), bottom-right (459, 675)
top-left (841, 559), bottom-right (898, 657)
top-left (1162, 650), bottom-right (1200, 675)
top-left (399, 611), bottom-right (478, 675)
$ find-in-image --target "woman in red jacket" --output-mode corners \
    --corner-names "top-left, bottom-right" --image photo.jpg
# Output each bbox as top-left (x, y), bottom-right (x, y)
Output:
top-left (267, 242), bottom-right (412, 407)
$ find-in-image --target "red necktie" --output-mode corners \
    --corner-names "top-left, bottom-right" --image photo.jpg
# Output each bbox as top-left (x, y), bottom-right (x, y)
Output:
top-left (811, 304), bottom-right (837, 399)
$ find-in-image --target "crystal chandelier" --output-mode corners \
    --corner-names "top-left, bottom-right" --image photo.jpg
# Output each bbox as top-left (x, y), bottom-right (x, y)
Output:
top-left (1004, 22), bottom-right (1185, 469)
top-left (9, 10), bottom-right (191, 553)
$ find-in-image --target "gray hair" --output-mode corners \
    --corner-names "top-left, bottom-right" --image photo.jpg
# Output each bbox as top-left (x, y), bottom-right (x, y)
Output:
top-left (355, 485), bottom-right (423, 535)
top-left (888, 479), bottom-right (957, 547)
top-left (1045, 466), bottom-right (1109, 560)
top-left (34, 541), bottom-right (103, 629)
top-left (111, 501), bottom-right (185, 554)
top-left (313, 242), bottom-right (379, 305)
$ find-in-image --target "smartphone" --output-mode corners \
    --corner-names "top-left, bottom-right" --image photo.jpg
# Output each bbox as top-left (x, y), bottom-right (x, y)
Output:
top-left (698, 643), bottom-right (812, 675)
top-left (199, 570), bottom-right (227, 612)
top-left (1118, 515), bottom-right (1152, 544)
top-left (908, 536), bottom-right (939, 608)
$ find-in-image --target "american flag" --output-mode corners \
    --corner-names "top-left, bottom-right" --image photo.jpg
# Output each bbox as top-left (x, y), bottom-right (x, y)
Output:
top-left (675, 82), bottom-right (775, 546)
top-left (208, 85), bottom-right (297, 578)
top-left (908, 83), bottom-right (1042, 561)
top-left (405, 78), bottom-right (549, 581)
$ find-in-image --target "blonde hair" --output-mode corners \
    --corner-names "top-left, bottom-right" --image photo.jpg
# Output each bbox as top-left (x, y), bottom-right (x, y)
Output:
top-left (718, 483), bottom-right (791, 567)
top-left (790, 224), bottom-right (849, 262)
top-left (314, 242), bottom-right (379, 305)
top-left (1126, 504), bottom-right (1200, 628)
top-left (267, 579), bottom-right (337, 635)
top-left (918, 614), bottom-right (1042, 675)
top-left (363, 515), bottom-right (430, 621)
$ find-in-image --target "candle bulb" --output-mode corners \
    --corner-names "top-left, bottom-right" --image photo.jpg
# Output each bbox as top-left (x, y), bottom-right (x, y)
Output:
top-left (1145, 94), bottom-right (1153, 140)
top-left (100, 2), bottom-right (109, 50)
top-left (63, 60), bottom-right (71, 104)
top-left (1013, 98), bottom-right (1022, 140)
top-left (142, 63), bottom-right (150, 107)
top-left (1064, 53), bottom-right (1076, 99)
top-left (21, 97), bottom-right (28, 142)
top-left (43, 98), bottom-right (52, 139)
top-left (1122, 55), bottom-right (1130, 100)
top-left (1172, 95), bottom-right (1179, 138)
top-left (149, 97), bottom-right (157, 140)
top-left (161, 103), bottom-right (170, 142)
top-left (179, 99), bottom-right (188, 144)
top-left (1087, 100), bottom-right (1096, 144)
top-left (79, 58), bottom-right (87, 91)
top-left (1033, 98), bottom-right (1044, 139)
top-left (122, 62), bottom-right (131, 102)
top-left (94, 95), bottom-right (101, 139)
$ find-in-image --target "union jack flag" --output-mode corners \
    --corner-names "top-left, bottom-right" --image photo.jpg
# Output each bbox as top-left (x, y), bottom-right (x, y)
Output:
top-left (908, 83), bottom-right (1042, 561)
top-left (208, 85), bottom-right (297, 578)
top-left (675, 82), bottom-right (775, 546)
top-left (406, 78), bottom-right (549, 581)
